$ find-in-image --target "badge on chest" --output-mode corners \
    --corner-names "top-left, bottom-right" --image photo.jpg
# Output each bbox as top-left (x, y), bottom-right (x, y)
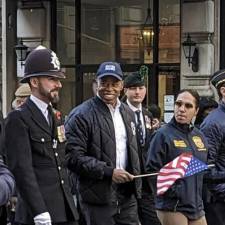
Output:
top-left (57, 125), bottom-right (66, 143)
top-left (192, 136), bottom-right (206, 151)
top-left (173, 140), bottom-right (187, 148)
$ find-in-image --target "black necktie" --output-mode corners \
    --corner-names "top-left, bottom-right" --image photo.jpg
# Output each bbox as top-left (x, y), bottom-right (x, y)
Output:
top-left (47, 105), bottom-right (54, 131)
top-left (135, 110), bottom-right (145, 147)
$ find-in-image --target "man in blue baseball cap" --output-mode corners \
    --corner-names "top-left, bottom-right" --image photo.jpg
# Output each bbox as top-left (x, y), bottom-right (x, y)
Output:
top-left (65, 61), bottom-right (141, 225)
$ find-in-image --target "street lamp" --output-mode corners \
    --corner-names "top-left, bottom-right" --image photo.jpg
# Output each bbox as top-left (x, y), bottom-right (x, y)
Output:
top-left (140, 0), bottom-right (154, 55)
top-left (15, 39), bottom-right (28, 62)
top-left (182, 34), bottom-right (199, 72)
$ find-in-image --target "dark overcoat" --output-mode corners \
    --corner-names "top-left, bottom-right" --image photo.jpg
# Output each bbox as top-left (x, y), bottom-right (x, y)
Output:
top-left (138, 108), bottom-right (154, 173)
top-left (4, 98), bottom-right (78, 224)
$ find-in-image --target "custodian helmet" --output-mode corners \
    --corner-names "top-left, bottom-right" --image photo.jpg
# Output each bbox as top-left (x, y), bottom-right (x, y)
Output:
top-left (20, 45), bottom-right (65, 83)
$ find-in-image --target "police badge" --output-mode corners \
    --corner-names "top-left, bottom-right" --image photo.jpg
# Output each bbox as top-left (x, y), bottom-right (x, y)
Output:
top-left (192, 136), bottom-right (206, 151)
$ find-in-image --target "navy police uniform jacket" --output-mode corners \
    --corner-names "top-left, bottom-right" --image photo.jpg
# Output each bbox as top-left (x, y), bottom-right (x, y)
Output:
top-left (4, 98), bottom-right (78, 224)
top-left (201, 101), bottom-right (225, 200)
top-left (146, 117), bottom-right (208, 220)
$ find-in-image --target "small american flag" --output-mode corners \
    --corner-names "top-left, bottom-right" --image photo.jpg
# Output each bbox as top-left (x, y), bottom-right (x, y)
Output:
top-left (157, 152), bottom-right (208, 196)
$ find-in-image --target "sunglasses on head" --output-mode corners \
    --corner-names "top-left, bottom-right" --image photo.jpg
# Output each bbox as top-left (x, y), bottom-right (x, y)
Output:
top-left (175, 101), bottom-right (194, 109)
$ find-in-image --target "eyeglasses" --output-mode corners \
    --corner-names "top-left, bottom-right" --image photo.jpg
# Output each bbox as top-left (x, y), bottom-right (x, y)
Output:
top-left (175, 101), bottom-right (194, 109)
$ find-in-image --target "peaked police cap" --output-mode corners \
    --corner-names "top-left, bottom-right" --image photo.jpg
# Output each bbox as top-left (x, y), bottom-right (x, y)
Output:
top-left (210, 68), bottom-right (225, 89)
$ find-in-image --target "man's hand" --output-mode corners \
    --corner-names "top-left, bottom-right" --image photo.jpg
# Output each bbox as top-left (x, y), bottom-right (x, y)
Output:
top-left (112, 169), bottom-right (134, 183)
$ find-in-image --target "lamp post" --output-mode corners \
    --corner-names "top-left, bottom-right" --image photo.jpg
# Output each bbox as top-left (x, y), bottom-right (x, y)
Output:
top-left (182, 34), bottom-right (199, 72)
top-left (140, 0), bottom-right (154, 55)
top-left (15, 39), bottom-right (28, 66)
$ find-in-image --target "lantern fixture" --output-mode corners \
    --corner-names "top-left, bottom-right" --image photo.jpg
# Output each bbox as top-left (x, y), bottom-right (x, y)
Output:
top-left (15, 39), bottom-right (28, 62)
top-left (140, 0), bottom-right (154, 55)
top-left (182, 34), bottom-right (199, 72)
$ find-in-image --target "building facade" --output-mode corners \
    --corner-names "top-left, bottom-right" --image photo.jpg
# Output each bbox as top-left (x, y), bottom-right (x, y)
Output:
top-left (0, 0), bottom-right (221, 121)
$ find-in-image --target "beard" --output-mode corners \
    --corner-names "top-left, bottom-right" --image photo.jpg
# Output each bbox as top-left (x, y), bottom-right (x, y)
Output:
top-left (39, 85), bottom-right (60, 104)
top-left (50, 90), bottom-right (60, 103)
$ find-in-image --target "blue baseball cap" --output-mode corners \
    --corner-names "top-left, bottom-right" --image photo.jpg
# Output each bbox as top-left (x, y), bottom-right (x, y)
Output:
top-left (96, 62), bottom-right (123, 80)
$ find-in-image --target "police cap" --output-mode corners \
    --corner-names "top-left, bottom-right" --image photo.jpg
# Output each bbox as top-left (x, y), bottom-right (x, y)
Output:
top-left (210, 68), bottom-right (225, 89)
top-left (20, 45), bottom-right (65, 83)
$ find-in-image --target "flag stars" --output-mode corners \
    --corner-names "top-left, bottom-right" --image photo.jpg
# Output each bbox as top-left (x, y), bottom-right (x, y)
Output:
top-left (157, 153), bottom-right (208, 195)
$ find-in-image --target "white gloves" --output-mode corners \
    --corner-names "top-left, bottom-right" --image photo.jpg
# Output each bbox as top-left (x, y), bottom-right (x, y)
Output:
top-left (34, 212), bottom-right (52, 225)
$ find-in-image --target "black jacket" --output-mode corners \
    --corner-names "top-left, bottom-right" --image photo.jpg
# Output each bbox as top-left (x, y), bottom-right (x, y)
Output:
top-left (136, 108), bottom-right (154, 174)
top-left (65, 96), bottom-right (142, 204)
top-left (146, 118), bottom-right (208, 220)
top-left (4, 98), bottom-right (78, 224)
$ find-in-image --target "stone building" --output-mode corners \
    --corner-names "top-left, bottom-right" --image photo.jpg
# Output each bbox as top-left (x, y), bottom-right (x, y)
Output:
top-left (0, 0), bottom-right (222, 121)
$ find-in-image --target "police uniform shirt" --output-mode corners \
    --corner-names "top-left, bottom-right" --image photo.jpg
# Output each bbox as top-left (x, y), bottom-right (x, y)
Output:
top-left (30, 95), bottom-right (50, 124)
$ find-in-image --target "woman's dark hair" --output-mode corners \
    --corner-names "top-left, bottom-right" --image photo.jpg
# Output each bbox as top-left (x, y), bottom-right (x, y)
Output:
top-left (176, 89), bottom-right (200, 109)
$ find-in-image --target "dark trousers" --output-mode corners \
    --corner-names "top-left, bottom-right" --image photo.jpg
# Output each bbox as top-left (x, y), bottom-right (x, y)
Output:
top-left (138, 192), bottom-right (161, 225)
top-left (79, 194), bottom-right (138, 225)
top-left (205, 201), bottom-right (225, 225)
top-left (0, 206), bottom-right (7, 225)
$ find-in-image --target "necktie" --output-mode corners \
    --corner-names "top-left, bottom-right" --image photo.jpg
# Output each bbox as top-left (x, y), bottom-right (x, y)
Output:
top-left (47, 105), bottom-right (54, 131)
top-left (135, 110), bottom-right (145, 147)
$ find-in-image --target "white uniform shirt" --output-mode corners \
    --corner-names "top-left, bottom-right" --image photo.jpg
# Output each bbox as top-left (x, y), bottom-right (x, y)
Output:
top-left (30, 95), bottom-right (50, 124)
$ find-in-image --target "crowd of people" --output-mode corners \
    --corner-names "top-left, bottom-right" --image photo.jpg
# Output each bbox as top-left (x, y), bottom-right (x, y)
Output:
top-left (1, 45), bottom-right (225, 225)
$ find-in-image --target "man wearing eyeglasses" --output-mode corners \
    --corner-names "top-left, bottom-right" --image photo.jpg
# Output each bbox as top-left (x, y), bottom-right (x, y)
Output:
top-left (201, 69), bottom-right (225, 225)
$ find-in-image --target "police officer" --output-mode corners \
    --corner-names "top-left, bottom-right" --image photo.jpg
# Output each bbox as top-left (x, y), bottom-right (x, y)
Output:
top-left (201, 69), bottom-right (225, 225)
top-left (146, 89), bottom-right (208, 225)
top-left (123, 71), bottom-right (161, 225)
top-left (5, 46), bottom-right (79, 225)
